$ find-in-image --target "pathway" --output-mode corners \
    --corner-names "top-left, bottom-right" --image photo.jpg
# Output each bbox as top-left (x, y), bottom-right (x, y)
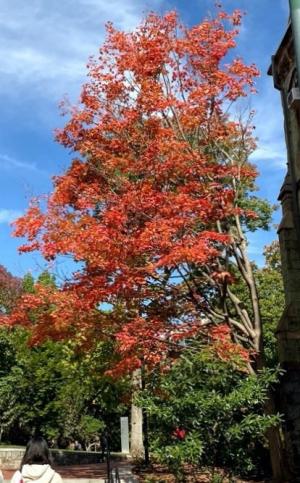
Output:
top-left (3, 463), bottom-right (138, 483)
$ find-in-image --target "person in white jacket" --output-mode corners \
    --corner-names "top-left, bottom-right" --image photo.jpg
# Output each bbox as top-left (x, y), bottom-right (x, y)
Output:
top-left (0, 469), bottom-right (3, 483)
top-left (11, 437), bottom-right (62, 483)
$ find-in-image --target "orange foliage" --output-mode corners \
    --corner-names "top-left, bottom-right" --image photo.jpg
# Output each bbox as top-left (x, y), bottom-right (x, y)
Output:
top-left (2, 9), bottom-right (259, 374)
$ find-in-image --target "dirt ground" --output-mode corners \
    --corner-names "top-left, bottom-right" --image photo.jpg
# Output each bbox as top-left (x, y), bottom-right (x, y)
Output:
top-left (133, 464), bottom-right (269, 482)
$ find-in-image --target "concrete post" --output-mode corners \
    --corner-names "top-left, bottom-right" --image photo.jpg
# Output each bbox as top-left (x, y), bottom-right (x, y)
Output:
top-left (120, 416), bottom-right (130, 454)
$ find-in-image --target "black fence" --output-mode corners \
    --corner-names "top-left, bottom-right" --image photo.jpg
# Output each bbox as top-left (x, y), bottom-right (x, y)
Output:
top-left (103, 433), bottom-right (121, 483)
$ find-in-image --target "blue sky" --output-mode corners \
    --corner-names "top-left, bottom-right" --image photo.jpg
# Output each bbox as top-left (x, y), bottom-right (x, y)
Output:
top-left (0, 0), bottom-right (289, 277)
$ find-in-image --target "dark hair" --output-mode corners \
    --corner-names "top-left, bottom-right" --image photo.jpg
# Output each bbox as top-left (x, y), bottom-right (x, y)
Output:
top-left (20, 437), bottom-right (52, 469)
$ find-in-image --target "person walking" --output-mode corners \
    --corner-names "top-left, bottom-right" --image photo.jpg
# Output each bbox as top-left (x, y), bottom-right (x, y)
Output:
top-left (11, 437), bottom-right (62, 483)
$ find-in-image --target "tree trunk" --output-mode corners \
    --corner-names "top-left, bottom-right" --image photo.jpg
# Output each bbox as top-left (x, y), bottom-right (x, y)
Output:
top-left (213, 139), bottom-right (287, 480)
top-left (233, 223), bottom-right (286, 482)
top-left (265, 399), bottom-right (288, 482)
top-left (130, 369), bottom-right (145, 459)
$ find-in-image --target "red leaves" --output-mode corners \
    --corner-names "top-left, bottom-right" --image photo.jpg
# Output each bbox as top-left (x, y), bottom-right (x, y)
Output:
top-left (211, 270), bottom-right (235, 284)
top-left (7, 9), bottom-right (258, 375)
top-left (211, 323), bottom-right (231, 341)
top-left (13, 204), bottom-right (45, 244)
top-left (210, 323), bottom-right (250, 364)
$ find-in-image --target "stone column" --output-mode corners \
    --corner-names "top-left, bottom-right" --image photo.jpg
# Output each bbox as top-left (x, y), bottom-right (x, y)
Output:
top-left (120, 416), bottom-right (130, 454)
top-left (277, 173), bottom-right (300, 479)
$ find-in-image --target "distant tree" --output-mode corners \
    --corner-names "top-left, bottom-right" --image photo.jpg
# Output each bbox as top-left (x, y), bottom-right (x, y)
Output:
top-left (22, 273), bottom-right (35, 294)
top-left (0, 328), bottom-right (128, 446)
top-left (0, 265), bottom-right (22, 313)
top-left (0, 271), bottom-right (128, 445)
top-left (263, 240), bottom-right (282, 272)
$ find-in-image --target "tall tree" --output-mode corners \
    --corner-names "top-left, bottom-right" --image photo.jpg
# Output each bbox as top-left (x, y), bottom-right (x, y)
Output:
top-left (7, 8), bottom-right (258, 371)
top-left (1, 8), bottom-right (282, 469)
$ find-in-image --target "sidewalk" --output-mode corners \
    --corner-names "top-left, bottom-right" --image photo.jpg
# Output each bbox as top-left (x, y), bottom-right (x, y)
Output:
top-left (3, 463), bottom-right (139, 483)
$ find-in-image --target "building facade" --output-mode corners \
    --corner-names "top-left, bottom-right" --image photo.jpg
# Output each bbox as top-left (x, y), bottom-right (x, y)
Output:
top-left (270, 21), bottom-right (300, 479)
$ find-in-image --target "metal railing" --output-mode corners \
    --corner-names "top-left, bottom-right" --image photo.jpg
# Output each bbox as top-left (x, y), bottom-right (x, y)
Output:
top-left (103, 434), bottom-right (120, 483)
top-left (110, 467), bottom-right (121, 483)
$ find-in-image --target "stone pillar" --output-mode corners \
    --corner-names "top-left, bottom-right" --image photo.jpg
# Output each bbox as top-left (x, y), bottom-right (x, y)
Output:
top-left (120, 416), bottom-right (130, 454)
top-left (277, 173), bottom-right (300, 478)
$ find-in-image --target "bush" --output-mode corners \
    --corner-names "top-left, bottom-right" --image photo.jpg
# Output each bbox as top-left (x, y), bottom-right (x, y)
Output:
top-left (137, 348), bottom-right (281, 479)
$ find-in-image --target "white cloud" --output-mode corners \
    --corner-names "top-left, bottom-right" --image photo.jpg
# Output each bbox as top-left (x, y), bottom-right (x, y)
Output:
top-left (0, 209), bottom-right (22, 224)
top-left (250, 79), bottom-right (287, 170)
top-left (250, 144), bottom-right (286, 169)
top-left (0, 0), bottom-right (164, 100)
top-left (0, 153), bottom-right (48, 175)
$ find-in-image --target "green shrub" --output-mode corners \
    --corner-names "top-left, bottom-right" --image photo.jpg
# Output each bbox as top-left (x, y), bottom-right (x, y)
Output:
top-left (137, 348), bottom-right (281, 478)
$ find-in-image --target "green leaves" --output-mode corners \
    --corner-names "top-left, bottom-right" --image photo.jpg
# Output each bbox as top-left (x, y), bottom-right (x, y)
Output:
top-left (137, 349), bottom-right (280, 477)
top-left (0, 326), bottom-right (129, 447)
top-left (238, 195), bottom-right (276, 232)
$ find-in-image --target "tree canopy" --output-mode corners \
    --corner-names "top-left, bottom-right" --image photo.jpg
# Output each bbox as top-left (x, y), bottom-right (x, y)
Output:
top-left (3, 9), bottom-right (260, 375)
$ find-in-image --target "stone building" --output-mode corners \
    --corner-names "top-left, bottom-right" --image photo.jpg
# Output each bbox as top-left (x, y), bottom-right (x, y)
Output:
top-left (269, 17), bottom-right (300, 479)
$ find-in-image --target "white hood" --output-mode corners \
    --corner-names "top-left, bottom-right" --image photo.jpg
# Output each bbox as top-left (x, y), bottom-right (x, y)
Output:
top-left (21, 465), bottom-right (56, 483)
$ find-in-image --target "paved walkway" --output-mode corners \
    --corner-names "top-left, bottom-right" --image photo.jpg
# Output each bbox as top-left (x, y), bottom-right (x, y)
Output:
top-left (3, 463), bottom-right (138, 483)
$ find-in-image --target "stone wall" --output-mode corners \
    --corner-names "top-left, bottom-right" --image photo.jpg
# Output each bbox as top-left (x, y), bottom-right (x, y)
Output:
top-left (0, 449), bottom-right (25, 470)
top-left (269, 20), bottom-right (300, 479)
top-left (0, 448), bottom-right (104, 470)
